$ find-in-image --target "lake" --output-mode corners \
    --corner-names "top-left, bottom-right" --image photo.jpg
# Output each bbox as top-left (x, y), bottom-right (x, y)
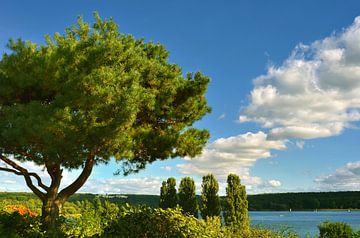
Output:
top-left (249, 211), bottom-right (360, 237)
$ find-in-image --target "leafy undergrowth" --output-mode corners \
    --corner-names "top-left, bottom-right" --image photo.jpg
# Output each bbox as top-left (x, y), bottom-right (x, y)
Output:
top-left (0, 199), bottom-right (297, 238)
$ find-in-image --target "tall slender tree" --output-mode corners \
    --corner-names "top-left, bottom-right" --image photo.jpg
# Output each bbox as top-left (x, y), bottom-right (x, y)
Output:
top-left (159, 177), bottom-right (177, 208)
top-left (0, 13), bottom-right (210, 231)
top-left (200, 174), bottom-right (221, 219)
top-left (166, 177), bottom-right (178, 208)
top-left (159, 181), bottom-right (167, 209)
top-left (178, 177), bottom-right (198, 217)
top-left (224, 174), bottom-right (249, 231)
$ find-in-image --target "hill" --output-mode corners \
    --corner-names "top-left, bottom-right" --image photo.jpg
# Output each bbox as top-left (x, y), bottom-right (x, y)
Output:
top-left (0, 191), bottom-right (359, 211)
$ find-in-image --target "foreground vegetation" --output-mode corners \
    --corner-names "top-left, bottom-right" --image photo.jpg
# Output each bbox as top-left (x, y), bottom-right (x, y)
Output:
top-left (1, 193), bottom-right (360, 237)
top-left (0, 198), bottom-right (298, 238)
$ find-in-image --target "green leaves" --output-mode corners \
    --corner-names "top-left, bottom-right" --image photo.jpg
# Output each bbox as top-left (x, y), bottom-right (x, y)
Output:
top-left (200, 174), bottom-right (221, 219)
top-left (0, 12), bottom-right (210, 171)
top-left (178, 177), bottom-right (198, 217)
top-left (224, 174), bottom-right (249, 231)
top-left (159, 177), bottom-right (178, 209)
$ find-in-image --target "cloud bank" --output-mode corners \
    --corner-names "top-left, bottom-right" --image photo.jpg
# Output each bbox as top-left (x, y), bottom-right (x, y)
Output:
top-left (177, 131), bottom-right (286, 192)
top-left (315, 161), bottom-right (360, 191)
top-left (240, 17), bottom-right (360, 140)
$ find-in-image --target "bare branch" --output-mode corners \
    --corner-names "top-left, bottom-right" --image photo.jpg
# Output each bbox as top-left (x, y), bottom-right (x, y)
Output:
top-left (0, 155), bottom-right (47, 200)
top-left (0, 167), bottom-right (22, 175)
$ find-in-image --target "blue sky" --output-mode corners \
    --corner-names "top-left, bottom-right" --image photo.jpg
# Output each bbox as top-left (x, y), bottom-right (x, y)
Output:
top-left (1, 1), bottom-right (360, 195)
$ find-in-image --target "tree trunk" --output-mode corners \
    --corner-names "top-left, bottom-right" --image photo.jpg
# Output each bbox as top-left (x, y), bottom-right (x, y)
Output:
top-left (41, 196), bottom-right (63, 231)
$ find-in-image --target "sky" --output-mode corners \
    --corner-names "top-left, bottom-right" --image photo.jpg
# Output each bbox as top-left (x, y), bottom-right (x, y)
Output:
top-left (1, 0), bottom-right (360, 195)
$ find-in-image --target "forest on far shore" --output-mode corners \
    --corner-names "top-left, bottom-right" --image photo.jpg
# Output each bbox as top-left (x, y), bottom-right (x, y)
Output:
top-left (1, 191), bottom-right (359, 211)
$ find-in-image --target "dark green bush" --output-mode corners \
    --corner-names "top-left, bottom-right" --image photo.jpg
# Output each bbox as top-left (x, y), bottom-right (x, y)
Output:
top-left (318, 221), bottom-right (353, 238)
top-left (0, 211), bottom-right (44, 238)
top-left (104, 205), bottom-right (223, 238)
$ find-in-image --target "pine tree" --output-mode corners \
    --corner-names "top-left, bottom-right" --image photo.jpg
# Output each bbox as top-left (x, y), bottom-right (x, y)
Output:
top-left (178, 177), bottom-right (198, 217)
top-left (0, 13), bottom-right (210, 231)
top-left (200, 174), bottom-right (221, 219)
top-left (224, 174), bottom-right (249, 231)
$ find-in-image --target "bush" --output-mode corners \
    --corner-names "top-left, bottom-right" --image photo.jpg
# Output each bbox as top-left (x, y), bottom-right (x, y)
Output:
top-left (318, 221), bottom-right (353, 238)
top-left (104, 205), bottom-right (224, 238)
top-left (60, 198), bottom-right (119, 237)
top-left (0, 211), bottom-right (44, 238)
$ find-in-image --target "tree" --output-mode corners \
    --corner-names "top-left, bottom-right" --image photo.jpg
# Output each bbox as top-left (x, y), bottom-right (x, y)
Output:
top-left (159, 181), bottom-right (167, 209)
top-left (200, 174), bottom-right (220, 219)
top-left (224, 174), bottom-right (249, 231)
top-left (159, 177), bottom-right (177, 208)
top-left (0, 13), bottom-right (210, 231)
top-left (166, 177), bottom-right (178, 208)
top-left (178, 176), bottom-right (198, 217)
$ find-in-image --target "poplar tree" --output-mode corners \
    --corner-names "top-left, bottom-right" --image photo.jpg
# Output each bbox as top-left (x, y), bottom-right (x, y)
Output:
top-left (0, 13), bottom-right (210, 231)
top-left (224, 174), bottom-right (249, 231)
top-left (159, 181), bottom-right (167, 209)
top-left (178, 177), bottom-right (198, 217)
top-left (159, 177), bottom-right (177, 208)
top-left (200, 174), bottom-right (221, 219)
top-left (166, 177), bottom-right (178, 208)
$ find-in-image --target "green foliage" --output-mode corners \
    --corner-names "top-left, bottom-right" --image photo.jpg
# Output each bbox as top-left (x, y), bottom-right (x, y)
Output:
top-left (0, 211), bottom-right (44, 238)
top-left (160, 181), bottom-right (167, 208)
top-left (61, 197), bottom-right (119, 237)
top-left (224, 174), bottom-right (249, 231)
top-left (0, 198), bottom-right (302, 238)
top-left (200, 174), bottom-right (221, 219)
top-left (104, 205), bottom-right (223, 238)
top-left (0, 12), bottom-right (210, 172)
top-left (178, 177), bottom-right (198, 217)
top-left (159, 177), bottom-right (178, 209)
top-left (0, 12), bottom-right (210, 231)
top-left (318, 221), bottom-right (353, 238)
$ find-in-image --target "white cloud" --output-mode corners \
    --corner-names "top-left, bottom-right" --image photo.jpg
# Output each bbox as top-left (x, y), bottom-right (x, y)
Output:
top-left (160, 166), bottom-right (172, 172)
top-left (80, 176), bottom-right (163, 194)
top-left (177, 131), bottom-right (286, 193)
top-left (4, 180), bottom-right (16, 184)
top-left (295, 140), bottom-right (305, 149)
top-left (0, 159), bottom-right (164, 195)
top-left (240, 16), bottom-right (360, 140)
top-left (315, 161), bottom-right (360, 191)
top-left (218, 113), bottom-right (226, 120)
top-left (268, 180), bottom-right (281, 187)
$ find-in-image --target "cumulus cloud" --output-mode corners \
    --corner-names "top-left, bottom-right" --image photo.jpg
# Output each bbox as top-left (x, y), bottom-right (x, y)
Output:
top-left (240, 17), bottom-right (360, 140)
top-left (268, 180), bottom-right (281, 187)
top-left (80, 176), bottom-right (163, 194)
top-left (177, 131), bottom-right (286, 192)
top-left (315, 161), bottom-right (360, 191)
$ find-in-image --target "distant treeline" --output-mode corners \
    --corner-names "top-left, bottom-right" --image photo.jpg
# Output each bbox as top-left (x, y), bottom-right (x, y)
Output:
top-left (1, 191), bottom-right (359, 211)
top-left (247, 191), bottom-right (360, 211)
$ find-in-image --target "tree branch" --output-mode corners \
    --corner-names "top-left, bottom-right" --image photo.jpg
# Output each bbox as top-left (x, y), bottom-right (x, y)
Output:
top-left (57, 155), bottom-right (95, 203)
top-left (0, 167), bottom-right (22, 175)
top-left (0, 155), bottom-right (47, 200)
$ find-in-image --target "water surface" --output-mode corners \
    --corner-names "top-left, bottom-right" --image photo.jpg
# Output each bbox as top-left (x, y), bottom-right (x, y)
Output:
top-left (249, 211), bottom-right (360, 237)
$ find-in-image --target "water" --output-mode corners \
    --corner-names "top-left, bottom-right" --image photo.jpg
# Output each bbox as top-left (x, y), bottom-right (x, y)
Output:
top-left (249, 211), bottom-right (360, 237)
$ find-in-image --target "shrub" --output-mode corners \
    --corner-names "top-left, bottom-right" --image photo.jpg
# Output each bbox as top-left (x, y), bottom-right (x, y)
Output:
top-left (318, 221), bottom-right (353, 238)
top-left (104, 205), bottom-right (224, 238)
top-left (60, 198), bottom-right (119, 237)
top-left (0, 211), bottom-right (44, 238)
